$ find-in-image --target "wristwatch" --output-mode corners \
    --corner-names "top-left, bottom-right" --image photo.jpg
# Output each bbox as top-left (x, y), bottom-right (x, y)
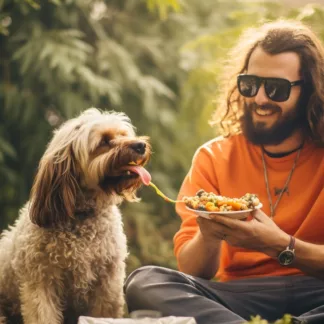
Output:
top-left (278, 235), bottom-right (296, 266)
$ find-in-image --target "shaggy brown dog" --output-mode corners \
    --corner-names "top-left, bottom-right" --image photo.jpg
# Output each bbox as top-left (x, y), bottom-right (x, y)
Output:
top-left (0, 108), bottom-right (151, 324)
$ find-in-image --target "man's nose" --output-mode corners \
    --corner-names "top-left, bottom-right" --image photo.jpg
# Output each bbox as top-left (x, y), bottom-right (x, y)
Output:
top-left (254, 84), bottom-right (269, 105)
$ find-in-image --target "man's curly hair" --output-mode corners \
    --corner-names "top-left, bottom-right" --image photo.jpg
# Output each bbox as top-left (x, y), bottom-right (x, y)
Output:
top-left (210, 20), bottom-right (324, 147)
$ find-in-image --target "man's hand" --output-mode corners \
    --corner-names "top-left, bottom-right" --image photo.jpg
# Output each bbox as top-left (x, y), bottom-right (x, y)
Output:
top-left (198, 209), bottom-right (290, 257)
top-left (196, 215), bottom-right (226, 244)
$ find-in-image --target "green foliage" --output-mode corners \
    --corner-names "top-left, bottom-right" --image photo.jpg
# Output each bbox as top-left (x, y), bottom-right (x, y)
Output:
top-left (0, 0), bottom-right (186, 272)
top-left (243, 314), bottom-right (293, 324)
top-left (146, 0), bottom-right (181, 20)
top-left (1, 0), bottom-right (324, 277)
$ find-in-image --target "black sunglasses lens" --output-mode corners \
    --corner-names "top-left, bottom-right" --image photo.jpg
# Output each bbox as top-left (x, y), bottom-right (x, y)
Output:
top-left (264, 79), bottom-right (290, 102)
top-left (238, 76), bottom-right (259, 97)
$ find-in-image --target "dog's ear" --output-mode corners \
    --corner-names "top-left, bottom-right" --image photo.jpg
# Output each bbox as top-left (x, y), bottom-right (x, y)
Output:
top-left (29, 147), bottom-right (79, 228)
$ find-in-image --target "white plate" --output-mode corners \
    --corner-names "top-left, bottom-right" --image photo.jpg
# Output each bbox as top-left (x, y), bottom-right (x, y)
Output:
top-left (186, 203), bottom-right (263, 220)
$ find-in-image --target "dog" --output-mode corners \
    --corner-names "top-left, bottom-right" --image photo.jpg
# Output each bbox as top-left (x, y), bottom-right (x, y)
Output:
top-left (0, 108), bottom-right (151, 324)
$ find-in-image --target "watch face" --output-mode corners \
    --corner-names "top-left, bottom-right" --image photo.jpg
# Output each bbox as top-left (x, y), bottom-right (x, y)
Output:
top-left (278, 250), bottom-right (295, 266)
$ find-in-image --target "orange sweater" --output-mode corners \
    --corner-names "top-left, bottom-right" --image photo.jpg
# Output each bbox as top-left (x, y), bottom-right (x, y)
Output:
top-left (173, 134), bottom-right (324, 282)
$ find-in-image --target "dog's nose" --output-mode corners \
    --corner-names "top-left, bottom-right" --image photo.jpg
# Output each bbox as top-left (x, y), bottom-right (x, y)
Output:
top-left (130, 142), bottom-right (146, 154)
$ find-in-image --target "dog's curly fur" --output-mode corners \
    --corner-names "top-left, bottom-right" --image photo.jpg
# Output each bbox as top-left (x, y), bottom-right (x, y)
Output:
top-left (0, 108), bottom-right (151, 324)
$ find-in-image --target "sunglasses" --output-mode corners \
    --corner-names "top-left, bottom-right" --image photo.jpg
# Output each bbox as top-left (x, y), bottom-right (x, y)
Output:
top-left (237, 74), bottom-right (304, 102)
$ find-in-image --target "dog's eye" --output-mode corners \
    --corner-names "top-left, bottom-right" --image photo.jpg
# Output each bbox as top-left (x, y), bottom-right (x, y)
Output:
top-left (99, 137), bottom-right (110, 147)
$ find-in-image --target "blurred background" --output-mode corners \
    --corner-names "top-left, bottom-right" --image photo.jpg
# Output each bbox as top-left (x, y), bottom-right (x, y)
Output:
top-left (1, 0), bottom-right (324, 275)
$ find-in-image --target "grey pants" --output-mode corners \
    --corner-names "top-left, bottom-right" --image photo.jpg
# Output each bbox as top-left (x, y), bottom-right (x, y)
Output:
top-left (124, 266), bottom-right (324, 324)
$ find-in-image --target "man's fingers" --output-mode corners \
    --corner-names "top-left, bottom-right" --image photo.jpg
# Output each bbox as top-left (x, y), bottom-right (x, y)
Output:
top-left (252, 209), bottom-right (271, 223)
top-left (197, 216), bottom-right (232, 236)
top-left (197, 216), bottom-right (230, 230)
top-left (209, 214), bottom-right (245, 229)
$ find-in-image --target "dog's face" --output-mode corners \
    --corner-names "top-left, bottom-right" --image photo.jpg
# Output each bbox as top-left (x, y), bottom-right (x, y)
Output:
top-left (84, 112), bottom-right (151, 196)
top-left (29, 108), bottom-right (151, 228)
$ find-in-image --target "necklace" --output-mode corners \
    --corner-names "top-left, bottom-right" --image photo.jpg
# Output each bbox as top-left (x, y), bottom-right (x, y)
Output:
top-left (261, 146), bottom-right (302, 218)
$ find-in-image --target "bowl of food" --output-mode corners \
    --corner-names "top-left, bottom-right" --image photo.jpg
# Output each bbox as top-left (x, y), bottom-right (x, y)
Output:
top-left (183, 190), bottom-right (262, 220)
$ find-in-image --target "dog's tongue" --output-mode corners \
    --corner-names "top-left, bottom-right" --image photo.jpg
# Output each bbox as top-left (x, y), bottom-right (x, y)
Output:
top-left (127, 166), bottom-right (151, 186)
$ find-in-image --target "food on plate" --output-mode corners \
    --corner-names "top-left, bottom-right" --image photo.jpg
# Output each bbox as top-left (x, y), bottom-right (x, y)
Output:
top-left (146, 178), bottom-right (260, 214)
top-left (183, 189), bottom-right (260, 212)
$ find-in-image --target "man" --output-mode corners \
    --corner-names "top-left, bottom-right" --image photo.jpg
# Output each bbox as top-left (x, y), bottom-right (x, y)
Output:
top-left (124, 20), bottom-right (324, 324)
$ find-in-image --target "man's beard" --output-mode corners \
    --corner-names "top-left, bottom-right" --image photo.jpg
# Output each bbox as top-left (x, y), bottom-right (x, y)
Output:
top-left (240, 101), bottom-right (306, 145)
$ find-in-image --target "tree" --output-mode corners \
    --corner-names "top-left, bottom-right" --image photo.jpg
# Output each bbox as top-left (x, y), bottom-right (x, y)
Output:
top-left (0, 0), bottom-right (187, 272)
top-left (1, 0), bottom-right (324, 274)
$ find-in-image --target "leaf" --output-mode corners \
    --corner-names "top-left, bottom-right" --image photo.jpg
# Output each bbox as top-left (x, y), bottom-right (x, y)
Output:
top-left (139, 76), bottom-right (176, 100)
top-left (24, 0), bottom-right (41, 9)
top-left (98, 38), bottom-right (142, 83)
top-left (146, 0), bottom-right (181, 20)
top-left (0, 138), bottom-right (17, 159)
top-left (75, 66), bottom-right (121, 104)
top-left (49, 0), bottom-right (63, 5)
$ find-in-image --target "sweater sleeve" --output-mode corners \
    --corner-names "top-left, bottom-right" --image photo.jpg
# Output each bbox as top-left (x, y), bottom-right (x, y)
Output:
top-left (173, 143), bottom-right (220, 259)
